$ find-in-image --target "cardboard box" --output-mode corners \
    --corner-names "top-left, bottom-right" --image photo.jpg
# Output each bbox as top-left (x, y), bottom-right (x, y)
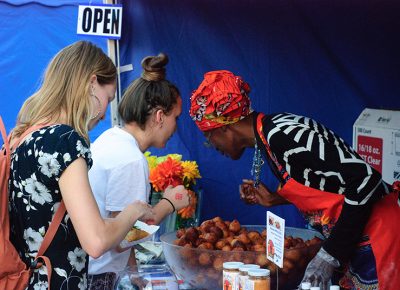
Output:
top-left (353, 108), bottom-right (400, 184)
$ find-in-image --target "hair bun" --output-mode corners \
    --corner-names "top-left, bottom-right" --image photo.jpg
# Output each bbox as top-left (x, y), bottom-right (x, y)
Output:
top-left (141, 53), bottom-right (169, 81)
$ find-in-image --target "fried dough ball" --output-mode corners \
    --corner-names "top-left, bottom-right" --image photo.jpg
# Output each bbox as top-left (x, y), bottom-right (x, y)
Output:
top-left (215, 221), bottom-right (228, 231)
top-left (237, 232), bottom-right (251, 244)
top-left (221, 245), bottom-right (232, 251)
top-left (184, 227), bottom-right (199, 243)
top-left (255, 253), bottom-right (269, 267)
top-left (212, 216), bottom-right (224, 223)
top-left (198, 252), bottom-right (211, 266)
top-left (248, 231), bottom-right (262, 241)
top-left (179, 243), bottom-right (193, 259)
top-left (229, 219), bottom-right (241, 234)
top-left (199, 220), bottom-right (215, 233)
top-left (261, 229), bottom-right (267, 238)
top-left (230, 239), bottom-right (245, 249)
top-left (209, 226), bottom-right (223, 239)
top-left (197, 242), bottom-right (214, 250)
top-left (176, 228), bottom-right (186, 238)
top-left (215, 239), bottom-right (229, 250)
top-left (252, 244), bottom-right (265, 252)
top-left (213, 256), bottom-right (224, 271)
top-left (174, 237), bottom-right (189, 246)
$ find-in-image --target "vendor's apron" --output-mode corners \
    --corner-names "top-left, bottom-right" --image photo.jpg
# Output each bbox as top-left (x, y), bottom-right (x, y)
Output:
top-left (256, 113), bottom-right (400, 290)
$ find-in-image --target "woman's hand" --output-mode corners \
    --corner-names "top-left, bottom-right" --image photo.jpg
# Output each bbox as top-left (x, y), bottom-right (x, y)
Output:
top-left (240, 179), bottom-right (290, 207)
top-left (132, 200), bottom-right (154, 221)
top-left (163, 185), bottom-right (189, 211)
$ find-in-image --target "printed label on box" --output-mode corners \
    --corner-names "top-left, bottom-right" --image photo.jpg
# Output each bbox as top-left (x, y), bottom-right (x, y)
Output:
top-left (356, 135), bottom-right (383, 173)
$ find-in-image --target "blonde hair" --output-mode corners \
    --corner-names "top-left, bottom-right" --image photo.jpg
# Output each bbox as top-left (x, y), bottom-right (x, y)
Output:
top-left (14, 41), bottom-right (116, 142)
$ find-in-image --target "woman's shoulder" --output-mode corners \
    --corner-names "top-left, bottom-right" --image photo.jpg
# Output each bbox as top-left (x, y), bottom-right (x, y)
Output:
top-left (35, 124), bottom-right (88, 144)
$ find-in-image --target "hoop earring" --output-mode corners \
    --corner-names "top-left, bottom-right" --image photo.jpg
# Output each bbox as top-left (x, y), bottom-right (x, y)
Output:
top-left (90, 86), bottom-right (101, 120)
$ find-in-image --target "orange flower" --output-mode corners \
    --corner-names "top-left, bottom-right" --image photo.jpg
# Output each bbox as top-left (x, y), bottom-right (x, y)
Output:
top-left (177, 190), bottom-right (197, 218)
top-left (149, 157), bottom-right (184, 192)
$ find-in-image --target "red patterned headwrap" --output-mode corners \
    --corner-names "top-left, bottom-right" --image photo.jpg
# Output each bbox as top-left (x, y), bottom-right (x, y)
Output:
top-left (189, 70), bottom-right (252, 132)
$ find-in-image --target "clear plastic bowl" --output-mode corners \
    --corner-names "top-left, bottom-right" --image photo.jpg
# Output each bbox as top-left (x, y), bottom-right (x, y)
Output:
top-left (160, 226), bottom-right (323, 290)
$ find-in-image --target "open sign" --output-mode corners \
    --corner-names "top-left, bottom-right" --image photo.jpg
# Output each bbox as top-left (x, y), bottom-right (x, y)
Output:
top-left (77, 4), bottom-right (122, 39)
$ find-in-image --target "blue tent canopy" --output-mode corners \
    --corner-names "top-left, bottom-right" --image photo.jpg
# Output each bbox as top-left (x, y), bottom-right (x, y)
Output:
top-left (1, 0), bottom-right (399, 227)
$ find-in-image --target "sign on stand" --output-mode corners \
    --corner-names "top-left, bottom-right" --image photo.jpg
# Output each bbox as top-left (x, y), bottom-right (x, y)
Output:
top-left (266, 211), bottom-right (285, 268)
top-left (77, 4), bottom-right (122, 39)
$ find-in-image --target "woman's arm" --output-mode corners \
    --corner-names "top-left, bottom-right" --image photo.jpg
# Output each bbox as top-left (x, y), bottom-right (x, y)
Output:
top-left (150, 185), bottom-right (189, 225)
top-left (59, 157), bottom-right (154, 258)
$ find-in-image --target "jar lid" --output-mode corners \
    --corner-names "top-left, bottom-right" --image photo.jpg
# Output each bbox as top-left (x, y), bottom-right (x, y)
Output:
top-left (238, 264), bottom-right (260, 272)
top-left (248, 268), bottom-right (270, 277)
top-left (310, 287), bottom-right (321, 290)
top-left (301, 282), bottom-right (311, 289)
top-left (330, 286), bottom-right (340, 290)
top-left (223, 262), bottom-right (244, 269)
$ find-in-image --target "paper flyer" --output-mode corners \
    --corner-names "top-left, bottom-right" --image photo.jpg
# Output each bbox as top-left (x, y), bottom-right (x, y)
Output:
top-left (266, 211), bottom-right (285, 268)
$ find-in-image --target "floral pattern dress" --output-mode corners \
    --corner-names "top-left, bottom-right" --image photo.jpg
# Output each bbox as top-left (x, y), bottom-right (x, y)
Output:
top-left (8, 125), bottom-right (92, 290)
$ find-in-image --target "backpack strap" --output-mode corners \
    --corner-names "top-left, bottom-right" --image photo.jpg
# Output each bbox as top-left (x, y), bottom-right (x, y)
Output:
top-left (31, 200), bottom-right (66, 289)
top-left (10, 124), bottom-right (50, 151)
top-left (8, 122), bottom-right (65, 289)
top-left (0, 117), bottom-right (11, 181)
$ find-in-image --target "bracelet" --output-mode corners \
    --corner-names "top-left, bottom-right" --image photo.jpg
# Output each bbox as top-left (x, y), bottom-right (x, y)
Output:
top-left (160, 197), bottom-right (176, 213)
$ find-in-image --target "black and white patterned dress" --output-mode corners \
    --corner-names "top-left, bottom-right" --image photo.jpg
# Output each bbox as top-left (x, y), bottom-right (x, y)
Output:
top-left (8, 125), bottom-right (92, 290)
top-left (255, 112), bottom-right (390, 263)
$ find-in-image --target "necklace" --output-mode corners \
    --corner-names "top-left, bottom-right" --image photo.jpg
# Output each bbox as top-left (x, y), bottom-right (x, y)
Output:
top-left (251, 138), bottom-right (264, 188)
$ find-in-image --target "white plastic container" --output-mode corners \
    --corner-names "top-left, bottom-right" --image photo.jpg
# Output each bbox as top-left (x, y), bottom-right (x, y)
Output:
top-left (238, 264), bottom-right (260, 290)
top-left (223, 262), bottom-right (244, 290)
top-left (300, 282), bottom-right (311, 289)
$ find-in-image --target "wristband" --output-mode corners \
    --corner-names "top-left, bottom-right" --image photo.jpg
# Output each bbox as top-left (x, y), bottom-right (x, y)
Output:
top-left (161, 197), bottom-right (176, 212)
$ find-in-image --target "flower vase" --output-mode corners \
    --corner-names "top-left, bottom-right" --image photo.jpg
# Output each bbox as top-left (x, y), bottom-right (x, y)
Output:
top-left (149, 190), bottom-right (177, 241)
top-left (176, 188), bottom-right (202, 229)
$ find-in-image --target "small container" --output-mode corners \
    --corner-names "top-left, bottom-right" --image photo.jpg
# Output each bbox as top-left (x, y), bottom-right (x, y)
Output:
top-left (238, 264), bottom-right (260, 290)
top-left (223, 262), bottom-right (244, 290)
top-left (330, 286), bottom-right (340, 290)
top-left (246, 268), bottom-right (270, 290)
top-left (300, 282), bottom-right (311, 289)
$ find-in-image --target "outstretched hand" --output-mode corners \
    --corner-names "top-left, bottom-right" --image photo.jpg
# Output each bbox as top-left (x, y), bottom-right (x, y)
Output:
top-left (239, 179), bottom-right (289, 207)
top-left (163, 185), bottom-right (189, 211)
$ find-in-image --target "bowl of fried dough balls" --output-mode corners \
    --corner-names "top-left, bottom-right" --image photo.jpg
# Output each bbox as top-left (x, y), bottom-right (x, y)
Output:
top-left (160, 217), bottom-right (323, 290)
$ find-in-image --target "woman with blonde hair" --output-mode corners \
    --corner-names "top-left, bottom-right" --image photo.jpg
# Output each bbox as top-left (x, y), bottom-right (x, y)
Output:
top-left (9, 41), bottom-right (154, 289)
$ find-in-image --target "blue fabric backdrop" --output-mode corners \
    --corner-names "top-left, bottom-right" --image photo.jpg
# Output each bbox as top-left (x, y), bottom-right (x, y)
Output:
top-left (0, 0), bottom-right (108, 141)
top-left (1, 0), bottom-right (400, 227)
top-left (118, 0), bottom-right (400, 227)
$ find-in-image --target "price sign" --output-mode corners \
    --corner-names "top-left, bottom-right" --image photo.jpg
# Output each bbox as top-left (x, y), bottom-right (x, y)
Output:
top-left (266, 211), bottom-right (285, 268)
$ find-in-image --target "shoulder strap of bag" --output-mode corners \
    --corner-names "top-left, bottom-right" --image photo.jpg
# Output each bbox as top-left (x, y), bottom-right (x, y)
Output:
top-left (10, 123), bottom-right (66, 290)
top-left (32, 200), bottom-right (66, 289)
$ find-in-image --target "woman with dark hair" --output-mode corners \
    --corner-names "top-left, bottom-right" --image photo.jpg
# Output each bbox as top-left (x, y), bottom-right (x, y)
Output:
top-left (87, 53), bottom-right (189, 289)
top-left (189, 70), bottom-right (400, 290)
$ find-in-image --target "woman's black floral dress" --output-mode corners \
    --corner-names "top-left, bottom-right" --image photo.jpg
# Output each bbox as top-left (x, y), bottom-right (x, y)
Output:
top-left (8, 125), bottom-right (92, 290)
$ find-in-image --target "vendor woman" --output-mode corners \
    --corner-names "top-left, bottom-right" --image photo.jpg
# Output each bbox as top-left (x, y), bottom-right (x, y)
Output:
top-left (189, 70), bottom-right (400, 290)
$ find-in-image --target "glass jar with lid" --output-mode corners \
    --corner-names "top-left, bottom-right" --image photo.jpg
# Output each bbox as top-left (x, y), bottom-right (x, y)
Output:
top-left (223, 262), bottom-right (244, 290)
top-left (246, 268), bottom-right (270, 290)
top-left (238, 264), bottom-right (260, 290)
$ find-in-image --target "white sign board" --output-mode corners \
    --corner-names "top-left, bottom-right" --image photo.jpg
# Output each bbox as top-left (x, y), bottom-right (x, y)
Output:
top-left (77, 4), bottom-right (122, 39)
top-left (266, 211), bottom-right (285, 268)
